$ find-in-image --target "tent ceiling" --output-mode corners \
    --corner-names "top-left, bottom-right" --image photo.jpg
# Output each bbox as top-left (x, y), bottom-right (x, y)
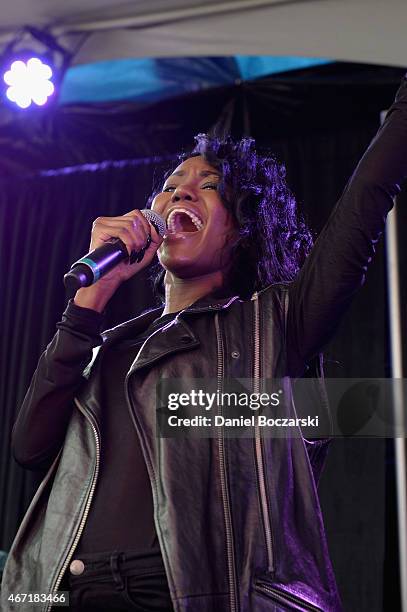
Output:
top-left (0, 0), bottom-right (215, 29)
top-left (0, 0), bottom-right (406, 68)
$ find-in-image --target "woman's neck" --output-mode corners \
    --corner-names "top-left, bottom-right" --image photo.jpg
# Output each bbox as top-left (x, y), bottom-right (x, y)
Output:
top-left (162, 271), bottom-right (226, 315)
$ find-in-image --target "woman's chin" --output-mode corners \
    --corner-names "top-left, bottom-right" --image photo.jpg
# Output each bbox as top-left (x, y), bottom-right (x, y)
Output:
top-left (158, 251), bottom-right (198, 275)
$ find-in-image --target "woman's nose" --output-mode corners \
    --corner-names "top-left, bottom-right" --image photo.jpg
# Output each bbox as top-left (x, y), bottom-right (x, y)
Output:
top-left (171, 185), bottom-right (197, 202)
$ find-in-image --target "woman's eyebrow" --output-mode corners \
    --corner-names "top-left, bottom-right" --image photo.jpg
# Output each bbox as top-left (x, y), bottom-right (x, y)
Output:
top-left (167, 170), bottom-right (221, 179)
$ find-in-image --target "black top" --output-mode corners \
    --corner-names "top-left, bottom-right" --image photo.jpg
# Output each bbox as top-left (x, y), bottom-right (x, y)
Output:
top-left (74, 309), bottom-right (179, 554)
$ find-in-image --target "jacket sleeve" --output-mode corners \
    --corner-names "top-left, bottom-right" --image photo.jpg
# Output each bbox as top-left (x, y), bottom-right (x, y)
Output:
top-left (286, 75), bottom-right (407, 376)
top-left (11, 299), bottom-right (105, 471)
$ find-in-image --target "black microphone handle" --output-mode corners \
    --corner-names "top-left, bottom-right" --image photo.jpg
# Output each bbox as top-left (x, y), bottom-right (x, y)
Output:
top-left (63, 239), bottom-right (129, 295)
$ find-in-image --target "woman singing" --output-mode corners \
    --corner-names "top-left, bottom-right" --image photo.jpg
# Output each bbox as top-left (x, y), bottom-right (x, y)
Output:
top-left (2, 75), bottom-right (407, 612)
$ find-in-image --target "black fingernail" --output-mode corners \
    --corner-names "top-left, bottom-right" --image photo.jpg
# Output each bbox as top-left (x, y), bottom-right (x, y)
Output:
top-left (136, 246), bottom-right (147, 263)
top-left (129, 250), bottom-right (138, 264)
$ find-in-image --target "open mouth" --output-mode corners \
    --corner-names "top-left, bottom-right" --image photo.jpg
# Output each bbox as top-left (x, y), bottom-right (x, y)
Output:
top-left (166, 208), bottom-right (204, 233)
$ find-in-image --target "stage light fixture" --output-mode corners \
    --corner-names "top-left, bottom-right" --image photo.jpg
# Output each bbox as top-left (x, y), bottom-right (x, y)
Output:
top-left (1, 26), bottom-right (71, 110)
top-left (4, 57), bottom-right (55, 108)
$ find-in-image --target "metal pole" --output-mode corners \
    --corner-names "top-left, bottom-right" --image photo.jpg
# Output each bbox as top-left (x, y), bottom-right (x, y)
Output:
top-left (383, 104), bottom-right (407, 610)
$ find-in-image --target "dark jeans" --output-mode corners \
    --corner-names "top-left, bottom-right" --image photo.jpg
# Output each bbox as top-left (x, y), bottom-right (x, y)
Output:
top-left (66, 549), bottom-right (174, 611)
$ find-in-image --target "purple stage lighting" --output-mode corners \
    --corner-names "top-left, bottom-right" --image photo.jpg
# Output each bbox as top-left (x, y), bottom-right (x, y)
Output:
top-left (3, 57), bottom-right (55, 108)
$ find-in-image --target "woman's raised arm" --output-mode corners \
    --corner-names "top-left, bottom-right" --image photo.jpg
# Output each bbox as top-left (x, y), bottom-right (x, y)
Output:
top-left (287, 75), bottom-right (407, 376)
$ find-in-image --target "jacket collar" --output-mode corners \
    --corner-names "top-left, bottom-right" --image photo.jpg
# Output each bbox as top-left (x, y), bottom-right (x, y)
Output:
top-left (101, 290), bottom-right (241, 346)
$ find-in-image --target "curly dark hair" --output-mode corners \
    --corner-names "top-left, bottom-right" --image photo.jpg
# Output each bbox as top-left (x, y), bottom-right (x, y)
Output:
top-left (148, 133), bottom-right (313, 301)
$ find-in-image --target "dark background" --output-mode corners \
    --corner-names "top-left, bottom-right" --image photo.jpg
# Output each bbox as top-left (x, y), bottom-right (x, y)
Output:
top-left (1, 60), bottom-right (406, 611)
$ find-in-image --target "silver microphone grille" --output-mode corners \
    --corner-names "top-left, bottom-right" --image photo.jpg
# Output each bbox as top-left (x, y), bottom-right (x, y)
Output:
top-left (141, 209), bottom-right (166, 237)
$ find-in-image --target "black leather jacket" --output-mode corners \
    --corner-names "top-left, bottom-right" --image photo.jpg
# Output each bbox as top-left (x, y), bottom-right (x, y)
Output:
top-left (2, 77), bottom-right (407, 612)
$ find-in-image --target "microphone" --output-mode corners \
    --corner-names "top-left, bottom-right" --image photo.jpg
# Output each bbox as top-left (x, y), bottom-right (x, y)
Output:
top-left (63, 209), bottom-right (166, 294)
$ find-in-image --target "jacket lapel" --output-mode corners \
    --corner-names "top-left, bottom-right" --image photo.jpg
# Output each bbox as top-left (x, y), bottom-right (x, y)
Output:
top-left (128, 316), bottom-right (200, 373)
top-left (78, 293), bottom-right (241, 413)
top-left (128, 294), bottom-right (241, 372)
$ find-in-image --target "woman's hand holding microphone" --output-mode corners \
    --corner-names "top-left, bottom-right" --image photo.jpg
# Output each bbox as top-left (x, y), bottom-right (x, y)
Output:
top-left (73, 209), bottom-right (165, 312)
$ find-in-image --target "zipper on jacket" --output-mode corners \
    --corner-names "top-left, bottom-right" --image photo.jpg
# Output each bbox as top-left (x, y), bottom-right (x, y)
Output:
top-left (122, 320), bottom-right (173, 496)
top-left (255, 580), bottom-right (323, 612)
top-left (252, 292), bottom-right (274, 573)
top-left (124, 370), bottom-right (157, 489)
top-left (46, 398), bottom-right (101, 612)
top-left (215, 313), bottom-right (238, 612)
top-left (124, 356), bottom-right (179, 606)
